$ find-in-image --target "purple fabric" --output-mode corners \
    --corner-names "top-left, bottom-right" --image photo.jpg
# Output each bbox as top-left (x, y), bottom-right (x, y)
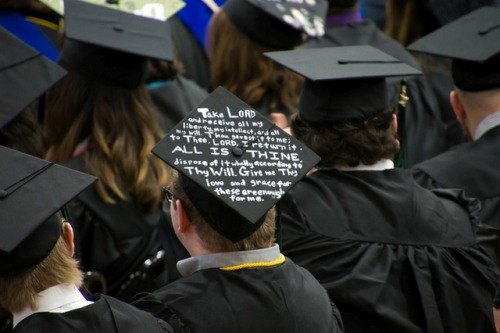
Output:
top-left (326, 11), bottom-right (363, 26)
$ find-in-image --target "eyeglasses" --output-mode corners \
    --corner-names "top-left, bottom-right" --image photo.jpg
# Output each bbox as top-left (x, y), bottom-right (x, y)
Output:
top-left (163, 186), bottom-right (174, 203)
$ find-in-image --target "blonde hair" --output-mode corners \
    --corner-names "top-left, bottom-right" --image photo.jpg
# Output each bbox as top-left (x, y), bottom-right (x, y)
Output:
top-left (44, 67), bottom-right (169, 211)
top-left (170, 172), bottom-right (276, 252)
top-left (0, 232), bottom-right (82, 313)
top-left (208, 10), bottom-right (303, 117)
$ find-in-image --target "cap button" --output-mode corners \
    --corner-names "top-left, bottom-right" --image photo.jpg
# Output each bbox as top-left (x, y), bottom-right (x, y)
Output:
top-left (113, 24), bottom-right (124, 32)
top-left (0, 190), bottom-right (8, 198)
top-left (232, 147), bottom-right (243, 157)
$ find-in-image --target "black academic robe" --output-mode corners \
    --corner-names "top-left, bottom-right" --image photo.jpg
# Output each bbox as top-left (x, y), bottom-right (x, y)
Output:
top-left (132, 259), bottom-right (344, 333)
top-left (302, 20), bottom-right (462, 166)
top-left (412, 125), bottom-right (500, 264)
top-left (13, 295), bottom-right (173, 333)
top-left (280, 168), bottom-right (499, 333)
top-left (64, 157), bottom-right (163, 299)
top-left (149, 76), bottom-right (209, 132)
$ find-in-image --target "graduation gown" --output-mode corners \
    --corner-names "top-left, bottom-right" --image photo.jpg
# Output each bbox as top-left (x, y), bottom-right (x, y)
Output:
top-left (412, 125), bottom-right (500, 264)
top-left (13, 295), bottom-right (172, 333)
top-left (302, 20), bottom-right (461, 166)
top-left (64, 157), bottom-right (163, 299)
top-left (132, 259), bottom-right (344, 333)
top-left (148, 76), bottom-right (209, 132)
top-left (280, 168), bottom-right (499, 333)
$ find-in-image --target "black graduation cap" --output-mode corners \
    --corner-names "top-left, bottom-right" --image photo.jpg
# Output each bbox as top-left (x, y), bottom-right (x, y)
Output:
top-left (0, 146), bottom-right (96, 276)
top-left (223, 0), bottom-right (328, 49)
top-left (60, 0), bottom-right (174, 87)
top-left (407, 6), bottom-right (500, 91)
top-left (152, 86), bottom-right (320, 242)
top-left (0, 27), bottom-right (66, 130)
top-left (264, 45), bottom-right (422, 122)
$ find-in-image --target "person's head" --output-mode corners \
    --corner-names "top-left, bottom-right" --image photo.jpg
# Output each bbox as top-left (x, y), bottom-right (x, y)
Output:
top-left (0, 26), bottom-right (65, 157)
top-left (265, 45), bottom-right (421, 166)
top-left (167, 171), bottom-right (277, 254)
top-left (207, 0), bottom-right (327, 120)
top-left (43, 0), bottom-right (173, 211)
top-left (0, 146), bottom-right (96, 313)
top-left (0, 219), bottom-right (81, 313)
top-left (207, 8), bottom-right (304, 120)
top-left (291, 111), bottom-right (399, 168)
top-left (407, 6), bottom-right (500, 137)
top-left (151, 87), bottom-right (320, 254)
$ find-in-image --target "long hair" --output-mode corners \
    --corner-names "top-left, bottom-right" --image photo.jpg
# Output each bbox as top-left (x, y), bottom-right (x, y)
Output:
top-left (0, 232), bottom-right (82, 313)
top-left (208, 10), bottom-right (303, 116)
top-left (291, 111), bottom-right (399, 168)
top-left (43, 65), bottom-right (169, 211)
top-left (170, 172), bottom-right (276, 252)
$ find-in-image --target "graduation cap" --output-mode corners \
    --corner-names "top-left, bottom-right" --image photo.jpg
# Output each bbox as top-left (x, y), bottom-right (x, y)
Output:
top-left (264, 45), bottom-right (422, 122)
top-left (407, 6), bottom-right (500, 92)
top-left (60, 0), bottom-right (174, 87)
top-left (0, 146), bottom-right (96, 276)
top-left (152, 86), bottom-right (320, 242)
top-left (223, 0), bottom-right (328, 49)
top-left (0, 27), bottom-right (66, 130)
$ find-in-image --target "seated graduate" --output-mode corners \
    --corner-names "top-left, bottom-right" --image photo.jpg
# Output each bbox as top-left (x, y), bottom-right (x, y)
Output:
top-left (42, 0), bottom-right (173, 299)
top-left (266, 45), bottom-right (500, 333)
top-left (408, 6), bottom-right (500, 265)
top-left (131, 87), bottom-right (344, 333)
top-left (0, 146), bottom-right (174, 333)
top-left (206, 0), bottom-right (328, 129)
top-left (0, 26), bottom-right (65, 157)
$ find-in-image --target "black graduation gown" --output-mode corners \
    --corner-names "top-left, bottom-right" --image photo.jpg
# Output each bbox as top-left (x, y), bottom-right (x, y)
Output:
top-left (301, 20), bottom-right (462, 166)
top-left (13, 295), bottom-right (173, 333)
top-left (64, 157), bottom-right (163, 299)
top-left (412, 125), bottom-right (500, 264)
top-left (148, 76), bottom-right (209, 132)
top-left (280, 168), bottom-right (499, 333)
top-left (132, 259), bottom-right (344, 333)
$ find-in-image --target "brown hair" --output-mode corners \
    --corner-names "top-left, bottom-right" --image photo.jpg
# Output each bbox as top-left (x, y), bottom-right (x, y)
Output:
top-left (291, 111), bottom-right (399, 167)
top-left (43, 65), bottom-right (169, 211)
top-left (0, 229), bottom-right (82, 313)
top-left (170, 172), bottom-right (276, 252)
top-left (0, 107), bottom-right (45, 158)
top-left (208, 10), bottom-right (303, 117)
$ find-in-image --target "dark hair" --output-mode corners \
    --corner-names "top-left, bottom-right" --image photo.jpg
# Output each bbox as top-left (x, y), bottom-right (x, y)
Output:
top-left (0, 107), bottom-right (45, 158)
top-left (291, 111), bottom-right (399, 167)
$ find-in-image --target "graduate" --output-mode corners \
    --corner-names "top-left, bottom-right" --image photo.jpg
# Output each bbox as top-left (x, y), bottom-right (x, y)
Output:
top-left (0, 146), bottom-right (173, 333)
top-left (266, 45), bottom-right (499, 333)
top-left (131, 87), bottom-right (344, 333)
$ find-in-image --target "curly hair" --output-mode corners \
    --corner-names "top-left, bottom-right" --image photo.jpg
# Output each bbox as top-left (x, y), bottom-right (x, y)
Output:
top-left (207, 9), bottom-right (303, 118)
top-left (291, 111), bottom-right (399, 168)
top-left (169, 171), bottom-right (276, 253)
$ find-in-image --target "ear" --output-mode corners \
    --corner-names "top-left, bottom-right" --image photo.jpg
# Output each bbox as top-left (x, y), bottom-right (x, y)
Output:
top-left (62, 222), bottom-right (75, 257)
top-left (391, 113), bottom-right (398, 133)
top-left (175, 200), bottom-right (192, 235)
top-left (450, 90), bottom-right (467, 122)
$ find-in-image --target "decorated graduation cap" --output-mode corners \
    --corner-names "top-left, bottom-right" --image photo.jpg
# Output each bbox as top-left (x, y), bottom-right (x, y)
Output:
top-left (407, 6), bottom-right (500, 92)
top-left (152, 86), bottom-right (320, 242)
top-left (0, 27), bottom-right (66, 130)
top-left (60, 0), bottom-right (174, 87)
top-left (264, 45), bottom-right (422, 122)
top-left (0, 146), bottom-right (96, 276)
top-left (222, 0), bottom-right (328, 49)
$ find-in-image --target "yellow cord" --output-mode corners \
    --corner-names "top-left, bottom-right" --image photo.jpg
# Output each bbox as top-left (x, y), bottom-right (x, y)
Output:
top-left (26, 16), bottom-right (59, 31)
top-left (220, 254), bottom-right (286, 271)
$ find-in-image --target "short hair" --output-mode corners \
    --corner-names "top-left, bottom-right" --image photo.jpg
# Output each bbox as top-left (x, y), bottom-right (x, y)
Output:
top-left (0, 223), bottom-right (83, 313)
top-left (170, 171), bottom-right (276, 252)
top-left (291, 111), bottom-right (399, 167)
